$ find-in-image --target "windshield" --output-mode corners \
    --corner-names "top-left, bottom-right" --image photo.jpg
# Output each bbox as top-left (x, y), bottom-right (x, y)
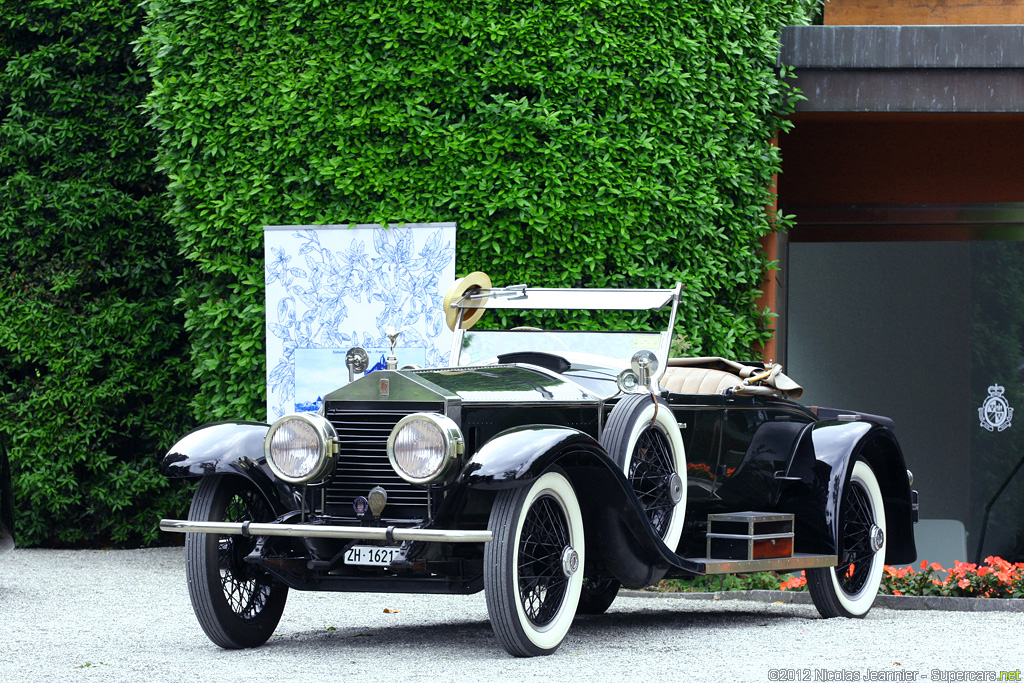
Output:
top-left (444, 282), bottom-right (681, 395)
top-left (455, 329), bottom-right (667, 396)
top-left (456, 330), bottom-right (664, 368)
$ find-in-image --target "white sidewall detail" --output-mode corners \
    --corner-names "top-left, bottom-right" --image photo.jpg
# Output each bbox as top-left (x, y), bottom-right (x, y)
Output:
top-left (829, 460), bottom-right (887, 616)
top-left (511, 471), bottom-right (585, 651)
top-left (621, 403), bottom-right (687, 552)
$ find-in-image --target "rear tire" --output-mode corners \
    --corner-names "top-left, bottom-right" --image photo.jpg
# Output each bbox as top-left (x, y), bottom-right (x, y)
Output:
top-left (807, 460), bottom-right (887, 618)
top-left (577, 577), bottom-right (620, 615)
top-left (186, 475), bottom-right (288, 648)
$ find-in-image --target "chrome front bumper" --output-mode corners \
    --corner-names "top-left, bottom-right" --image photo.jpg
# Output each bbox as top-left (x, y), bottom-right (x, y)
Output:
top-left (159, 519), bottom-right (493, 543)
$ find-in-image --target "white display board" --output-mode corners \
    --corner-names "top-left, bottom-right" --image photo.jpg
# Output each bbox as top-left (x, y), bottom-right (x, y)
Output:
top-left (264, 222), bottom-right (456, 421)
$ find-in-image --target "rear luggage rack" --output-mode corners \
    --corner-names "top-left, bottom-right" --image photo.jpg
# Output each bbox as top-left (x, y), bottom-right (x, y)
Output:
top-left (677, 511), bottom-right (837, 575)
top-left (706, 512), bottom-right (794, 561)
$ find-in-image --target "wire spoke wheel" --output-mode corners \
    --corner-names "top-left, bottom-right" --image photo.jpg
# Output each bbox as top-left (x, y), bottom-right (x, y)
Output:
top-left (517, 495), bottom-right (570, 625)
top-left (808, 459), bottom-right (887, 618)
top-left (601, 394), bottom-right (687, 556)
top-left (628, 428), bottom-right (676, 536)
top-left (485, 468), bottom-right (584, 657)
top-left (577, 576), bottom-right (621, 616)
top-left (186, 475), bottom-right (288, 649)
top-left (215, 489), bottom-right (274, 619)
top-left (836, 483), bottom-right (876, 595)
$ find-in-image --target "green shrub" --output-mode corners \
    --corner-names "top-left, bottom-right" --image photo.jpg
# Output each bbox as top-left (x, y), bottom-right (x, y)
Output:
top-left (0, 0), bottom-right (194, 546)
top-left (657, 571), bottom-right (786, 592)
top-left (140, 0), bottom-right (818, 423)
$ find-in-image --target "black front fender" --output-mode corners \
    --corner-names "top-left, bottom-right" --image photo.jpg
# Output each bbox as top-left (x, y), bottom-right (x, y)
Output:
top-left (161, 422), bottom-right (296, 516)
top-left (460, 425), bottom-right (683, 588)
top-left (460, 425), bottom-right (607, 489)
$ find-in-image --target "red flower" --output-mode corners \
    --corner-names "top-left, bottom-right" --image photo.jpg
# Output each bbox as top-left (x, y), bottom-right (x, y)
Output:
top-left (779, 571), bottom-right (807, 591)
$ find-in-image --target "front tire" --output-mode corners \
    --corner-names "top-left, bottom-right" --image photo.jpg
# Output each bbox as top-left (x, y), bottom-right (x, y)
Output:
top-left (601, 394), bottom-right (687, 553)
top-left (807, 459), bottom-right (887, 618)
top-left (484, 469), bottom-right (585, 657)
top-left (186, 475), bottom-right (288, 648)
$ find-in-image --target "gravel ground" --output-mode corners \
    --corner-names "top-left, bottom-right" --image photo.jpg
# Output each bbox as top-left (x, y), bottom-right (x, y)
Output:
top-left (1, 547), bottom-right (1022, 683)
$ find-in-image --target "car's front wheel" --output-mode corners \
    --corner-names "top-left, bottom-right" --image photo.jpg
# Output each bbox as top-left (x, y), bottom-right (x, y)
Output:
top-left (484, 468), bottom-right (585, 657)
top-left (186, 475), bottom-right (288, 648)
top-left (807, 459), bottom-right (887, 618)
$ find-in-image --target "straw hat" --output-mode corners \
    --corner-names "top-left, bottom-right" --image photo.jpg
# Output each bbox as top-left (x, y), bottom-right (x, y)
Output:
top-left (443, 271), bottom-right (492, 331)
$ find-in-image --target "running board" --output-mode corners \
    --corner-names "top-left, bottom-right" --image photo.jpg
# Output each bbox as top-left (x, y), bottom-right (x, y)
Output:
top-left (682, 553), bottom-right (837, 575)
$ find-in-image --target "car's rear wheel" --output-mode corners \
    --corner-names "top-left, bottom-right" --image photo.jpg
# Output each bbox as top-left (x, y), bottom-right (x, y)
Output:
top-left (577, 577), bottom-right (621, 615)
top-left (484, 468), bottom-right (585, 657)
top-left (186, 475), bottom-right (288, 648)
top-left (601, 394), bottom-right (687, 553)
top-left (807, 459), bottom-right (887, 618)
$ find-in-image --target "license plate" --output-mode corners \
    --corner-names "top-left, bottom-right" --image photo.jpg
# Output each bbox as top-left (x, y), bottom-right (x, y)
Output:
top-left (344, 545), bottom-right (400, 567)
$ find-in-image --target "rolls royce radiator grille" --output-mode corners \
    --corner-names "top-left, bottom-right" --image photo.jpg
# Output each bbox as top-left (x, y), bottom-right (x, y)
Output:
top-left (323, 405), bottom-right (442, 521)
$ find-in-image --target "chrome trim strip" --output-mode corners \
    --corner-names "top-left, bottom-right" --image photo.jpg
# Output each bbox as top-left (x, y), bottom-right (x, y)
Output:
top-left (457, 286), bottom-right (678, 311)
top-left (446, 282), bottom-right (683, 368)
top-left (159, 519), bottom-right (492, 543)
top-left (693, 553), bottom-right (837, 575)
top-left (655, 282), bottom-right (682, 387)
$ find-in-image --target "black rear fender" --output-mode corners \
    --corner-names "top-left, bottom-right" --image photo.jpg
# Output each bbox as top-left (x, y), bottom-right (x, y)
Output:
top-left (810, 421), bottom-right (916, 565)
top-left (855, 429), bottom-right (917, 565)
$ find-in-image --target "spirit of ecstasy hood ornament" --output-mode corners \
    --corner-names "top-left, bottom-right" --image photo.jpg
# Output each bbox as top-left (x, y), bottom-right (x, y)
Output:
top-left (384, 326), bottom-right (408, 370)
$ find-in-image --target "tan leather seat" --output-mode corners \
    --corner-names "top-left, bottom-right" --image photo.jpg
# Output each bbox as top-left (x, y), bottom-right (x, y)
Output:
top-left (661, 366), bottom-right (743, 395)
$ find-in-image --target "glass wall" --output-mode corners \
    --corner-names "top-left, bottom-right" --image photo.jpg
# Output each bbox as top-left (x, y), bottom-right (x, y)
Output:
top-left (788, 241), bottom-right (1024, 562)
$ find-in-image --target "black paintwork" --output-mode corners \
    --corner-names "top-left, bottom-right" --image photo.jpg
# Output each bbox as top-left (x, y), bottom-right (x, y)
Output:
top-left (162, 422), bottom-right (296, 516)
top-left (162, 363), bottom-right (917, 591)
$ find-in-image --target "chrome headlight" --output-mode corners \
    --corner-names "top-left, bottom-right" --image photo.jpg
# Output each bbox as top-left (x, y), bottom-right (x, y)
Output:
top-left (265, 413), bottom-right (337, 484)
top-left (387, 413), bottom-right (463, 485)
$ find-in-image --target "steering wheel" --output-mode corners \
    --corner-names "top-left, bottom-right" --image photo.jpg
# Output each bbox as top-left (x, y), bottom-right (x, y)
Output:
top-left (496, 351), bottom-right (572, 374)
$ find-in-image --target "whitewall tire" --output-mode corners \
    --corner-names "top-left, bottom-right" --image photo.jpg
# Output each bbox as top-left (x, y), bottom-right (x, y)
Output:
top-left (808, 459), bottom-right (887, 618)
top-left (484, 469), bottom-right (585, 657)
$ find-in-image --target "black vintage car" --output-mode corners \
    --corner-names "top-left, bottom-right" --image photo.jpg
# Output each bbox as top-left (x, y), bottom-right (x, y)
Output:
top-left (160, 275), bottom-right (918, 657)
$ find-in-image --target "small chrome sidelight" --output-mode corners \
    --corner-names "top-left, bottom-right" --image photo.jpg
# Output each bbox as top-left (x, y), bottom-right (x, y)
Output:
top-left (617, 349), bottom-right (662, 394)
top-left (616, 368), bottom-right (641, 394)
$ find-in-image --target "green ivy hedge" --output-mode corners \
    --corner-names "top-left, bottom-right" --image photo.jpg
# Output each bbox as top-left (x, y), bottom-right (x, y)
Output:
top-left (141, 0), bottom-right (818, 423)
top-left (0, 1), bottom-right (194, 546)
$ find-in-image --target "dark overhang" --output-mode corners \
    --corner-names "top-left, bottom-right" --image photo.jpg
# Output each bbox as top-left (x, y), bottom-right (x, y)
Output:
top-left (779, 25), bottom-right (1024, 113)
top-left (788, 203), bottom-right (1024, 242)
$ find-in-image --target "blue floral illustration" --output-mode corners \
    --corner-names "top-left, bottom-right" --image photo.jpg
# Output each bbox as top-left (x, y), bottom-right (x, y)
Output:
top-left (265, 225), bottom-right (455, 419)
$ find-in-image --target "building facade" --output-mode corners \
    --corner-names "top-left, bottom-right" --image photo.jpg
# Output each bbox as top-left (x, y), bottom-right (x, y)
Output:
top-left (770, 0), bottom-right (1024, 563)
